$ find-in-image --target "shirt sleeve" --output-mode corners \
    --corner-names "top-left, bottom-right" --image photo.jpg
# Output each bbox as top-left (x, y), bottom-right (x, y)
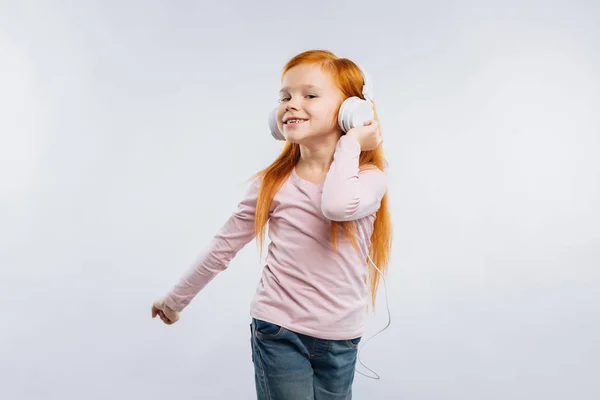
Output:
top-left (163, 177), bottom-right (261, 312)
top-left (321, 135), bottom-right (388, 222)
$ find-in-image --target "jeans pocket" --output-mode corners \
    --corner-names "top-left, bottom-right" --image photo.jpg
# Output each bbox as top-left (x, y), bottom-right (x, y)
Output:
top-left (254, 318), bottom-right (285, 339)
top-left (345, 337), bottom-right (361, 348)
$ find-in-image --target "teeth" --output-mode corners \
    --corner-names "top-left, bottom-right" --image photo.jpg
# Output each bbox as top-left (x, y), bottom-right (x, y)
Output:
top-left (286, 119), bottom-right (306, 124)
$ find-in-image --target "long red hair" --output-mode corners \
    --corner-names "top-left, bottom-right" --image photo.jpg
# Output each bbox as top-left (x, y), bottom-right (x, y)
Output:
top-left (251, 50), bottom-right (392, 310)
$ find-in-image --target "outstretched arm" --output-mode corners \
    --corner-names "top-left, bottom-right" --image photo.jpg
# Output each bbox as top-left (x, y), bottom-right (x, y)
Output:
top-left (163, 178), bottom-right (262, 312)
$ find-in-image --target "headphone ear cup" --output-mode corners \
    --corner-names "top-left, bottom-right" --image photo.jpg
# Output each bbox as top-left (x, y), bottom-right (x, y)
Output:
top-left (269, 108), bottom-right (286, 141)
top-left (337, 97), bottom-right (375, 133)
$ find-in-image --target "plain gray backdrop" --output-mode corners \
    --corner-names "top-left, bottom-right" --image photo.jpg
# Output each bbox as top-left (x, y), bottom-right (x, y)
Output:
top-left (1, 1), bottom-right (599, 399)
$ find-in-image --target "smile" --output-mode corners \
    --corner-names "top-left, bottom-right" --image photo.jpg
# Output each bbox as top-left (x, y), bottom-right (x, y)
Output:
top-left (285, 119), bottom-right (308, 125)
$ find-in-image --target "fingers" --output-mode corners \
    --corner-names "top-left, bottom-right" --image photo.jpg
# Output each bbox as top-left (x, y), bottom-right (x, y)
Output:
top-left (152, 298), bottom-right (172, 324)
top-left (151, 304), bottom-right (159, 318)
top-left (158, 310), bottom-right (171, 324)
top-left (152, 302), bottom-right (179, 325)
top-left (365, 120), bottom-right (379, 133)
top-left (163, 309), bottom-right (179, 324)
top-left (157, 309), bottom-right (173, 324)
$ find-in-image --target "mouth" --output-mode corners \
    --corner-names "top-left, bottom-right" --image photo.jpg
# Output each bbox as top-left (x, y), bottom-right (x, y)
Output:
top-left (284, 119), bottom-right (308, 126)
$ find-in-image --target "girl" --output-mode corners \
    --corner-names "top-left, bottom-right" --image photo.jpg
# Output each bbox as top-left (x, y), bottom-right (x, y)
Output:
top-left (152, 49), bottom-right (392, 399)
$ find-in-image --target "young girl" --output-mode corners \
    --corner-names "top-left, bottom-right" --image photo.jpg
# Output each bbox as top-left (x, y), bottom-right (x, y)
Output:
top-left (152, 49), bottom-right (392, 399)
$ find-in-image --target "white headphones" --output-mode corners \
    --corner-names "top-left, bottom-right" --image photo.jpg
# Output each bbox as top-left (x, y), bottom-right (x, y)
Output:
top-left (269, 66), bottom-right (376, 141)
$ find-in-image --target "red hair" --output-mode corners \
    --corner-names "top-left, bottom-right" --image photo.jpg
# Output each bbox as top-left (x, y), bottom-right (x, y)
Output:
top-left (251, 50), bottom-right (392, 310)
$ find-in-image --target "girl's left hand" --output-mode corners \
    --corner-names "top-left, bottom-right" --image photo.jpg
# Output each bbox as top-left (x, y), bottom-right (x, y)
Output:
top-left (345, 120), bottom-right (383, 151)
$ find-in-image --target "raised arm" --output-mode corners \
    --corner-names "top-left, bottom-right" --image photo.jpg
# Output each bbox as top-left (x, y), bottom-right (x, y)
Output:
top-left (321, 135), bottom-right (387, 222)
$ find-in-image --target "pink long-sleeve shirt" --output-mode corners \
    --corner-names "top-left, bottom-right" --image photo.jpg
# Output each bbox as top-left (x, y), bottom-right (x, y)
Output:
top-left (163, 135), bottom-right (388, 340)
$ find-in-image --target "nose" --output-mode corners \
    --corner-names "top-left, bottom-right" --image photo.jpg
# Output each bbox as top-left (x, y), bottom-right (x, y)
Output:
top-left (285, 99), bottom-right (300, 111)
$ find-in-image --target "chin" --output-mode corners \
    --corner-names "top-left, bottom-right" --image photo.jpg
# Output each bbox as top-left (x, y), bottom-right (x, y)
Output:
top-left (284, 125), bottom-right (327, 140)
top-left (283, 129), bottom-right (312, 143)
top-left (287, 130), bottom-right (340, 145)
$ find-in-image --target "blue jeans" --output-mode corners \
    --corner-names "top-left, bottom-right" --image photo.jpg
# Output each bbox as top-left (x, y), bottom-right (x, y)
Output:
top-left (250, 318), bottom-right (361, 400)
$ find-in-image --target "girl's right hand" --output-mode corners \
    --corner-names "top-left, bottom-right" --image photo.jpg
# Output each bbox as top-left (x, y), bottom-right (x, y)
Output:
top-left (151, 297), bottom-right (180, 325)
top-left (346, 120), bottom-right (383, 151)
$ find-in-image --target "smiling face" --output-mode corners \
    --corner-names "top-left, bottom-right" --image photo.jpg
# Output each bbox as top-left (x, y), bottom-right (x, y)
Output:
top-left (276, 63), bottom-right (345, 144)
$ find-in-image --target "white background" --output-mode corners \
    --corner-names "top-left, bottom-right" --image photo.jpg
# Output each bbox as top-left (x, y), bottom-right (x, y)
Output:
top-left (1, 1), bottom-right (599, 399)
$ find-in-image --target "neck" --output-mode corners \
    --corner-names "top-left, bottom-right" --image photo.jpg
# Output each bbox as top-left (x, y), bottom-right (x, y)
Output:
top-left (296, 132), bottom-right (343, 173)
